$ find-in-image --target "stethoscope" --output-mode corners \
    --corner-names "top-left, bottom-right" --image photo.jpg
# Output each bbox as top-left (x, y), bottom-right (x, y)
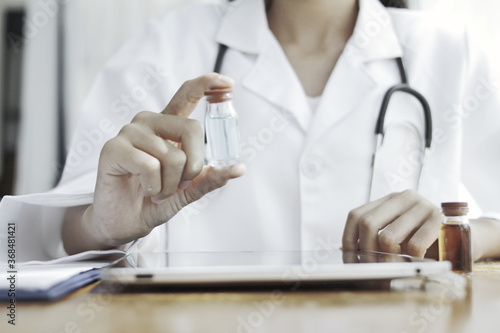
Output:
top-left (213, 43), bottom-right (433, 202)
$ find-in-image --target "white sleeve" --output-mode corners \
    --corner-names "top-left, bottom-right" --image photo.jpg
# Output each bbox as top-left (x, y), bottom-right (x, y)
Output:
top-left (0, 192), bottom-right (92, 263)
top-left (460, 31), bottom-right (500, 220)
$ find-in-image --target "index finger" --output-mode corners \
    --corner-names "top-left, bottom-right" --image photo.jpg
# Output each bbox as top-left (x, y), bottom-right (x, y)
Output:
top-left (342, 194), bottom-right (391, 251)
top-left (163, 73), bottom-right (235, 117)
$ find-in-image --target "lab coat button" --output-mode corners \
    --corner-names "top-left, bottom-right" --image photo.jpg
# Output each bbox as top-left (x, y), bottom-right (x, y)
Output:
top-left (302, 158), bottom-right (322, 178)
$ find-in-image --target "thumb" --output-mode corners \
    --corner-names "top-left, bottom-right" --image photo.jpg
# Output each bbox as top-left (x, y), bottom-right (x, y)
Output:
top-left (183, 163), bottom-right (246, 204)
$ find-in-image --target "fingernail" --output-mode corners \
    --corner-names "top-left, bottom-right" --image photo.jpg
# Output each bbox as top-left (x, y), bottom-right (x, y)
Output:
top-left (151, 197), bottom-right (167, 205)
top-left (218, 74), bottom-right (235, 85)
top-left (179, 180), bottom-right (192, 190)
top-left (229, 163), bottom-right (247, 176)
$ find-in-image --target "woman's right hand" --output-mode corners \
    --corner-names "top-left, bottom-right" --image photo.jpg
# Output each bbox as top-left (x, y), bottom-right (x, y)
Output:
top-left (63, 73), bottom-right (246, 254)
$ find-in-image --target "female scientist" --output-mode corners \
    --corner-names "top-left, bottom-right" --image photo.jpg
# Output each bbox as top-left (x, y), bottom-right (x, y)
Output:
top-left (1, 0), bottom-right (500, 262)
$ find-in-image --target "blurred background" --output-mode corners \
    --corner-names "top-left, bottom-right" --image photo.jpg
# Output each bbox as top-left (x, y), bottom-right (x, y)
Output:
top-left (0, 0), bottom-right (499, 198)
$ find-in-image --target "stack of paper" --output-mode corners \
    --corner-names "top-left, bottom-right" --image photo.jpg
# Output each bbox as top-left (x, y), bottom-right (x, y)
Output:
top-left (1, 249), bottom-right (126, 301)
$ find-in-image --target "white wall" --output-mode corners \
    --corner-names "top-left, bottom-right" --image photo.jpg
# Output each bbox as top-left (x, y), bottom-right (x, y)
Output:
top-left (0, 0), bottom-right (26, 104)
top-left (0, 0), bottom-right (25, 179)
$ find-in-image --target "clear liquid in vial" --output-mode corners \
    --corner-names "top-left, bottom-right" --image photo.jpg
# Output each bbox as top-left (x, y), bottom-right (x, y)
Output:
top-left (206, 114), bottom-right (241, 168)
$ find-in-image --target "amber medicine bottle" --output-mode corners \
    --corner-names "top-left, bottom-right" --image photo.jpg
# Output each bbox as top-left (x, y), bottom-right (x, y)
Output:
top-left (438, 202), bottom-right (472, 274)
top-left (204, 88), bottom-right (242, 168)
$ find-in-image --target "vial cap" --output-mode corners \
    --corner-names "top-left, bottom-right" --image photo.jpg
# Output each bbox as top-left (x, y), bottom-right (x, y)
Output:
top-left (205, 88), bottom-right (232, 103)
top-left (441, 202), bottom-right (469, 216)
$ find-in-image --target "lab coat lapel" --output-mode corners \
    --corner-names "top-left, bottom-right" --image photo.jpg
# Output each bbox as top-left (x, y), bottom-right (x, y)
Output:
top-left (242, 37), bottom-right (311, 133)
top-left (214, 0), bottom-right (267, 54)
top-left (306, 53), bottom-right (376, 146)
top-left (215, 0), bottom-right (310, 132)
top-left (306, 0), bottom-right (404, 145)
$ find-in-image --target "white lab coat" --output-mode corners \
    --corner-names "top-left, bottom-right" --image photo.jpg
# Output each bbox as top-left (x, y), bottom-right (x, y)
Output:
top-left (1, 0), bottom-right (500, 262)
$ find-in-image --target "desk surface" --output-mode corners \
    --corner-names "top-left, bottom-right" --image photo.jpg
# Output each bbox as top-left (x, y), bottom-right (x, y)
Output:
top-left (2, 262), bottom-right (500, 333)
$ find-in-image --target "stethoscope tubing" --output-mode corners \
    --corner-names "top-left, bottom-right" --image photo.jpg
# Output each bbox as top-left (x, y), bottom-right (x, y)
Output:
top-left (377, 81), bottom-right (433, 149)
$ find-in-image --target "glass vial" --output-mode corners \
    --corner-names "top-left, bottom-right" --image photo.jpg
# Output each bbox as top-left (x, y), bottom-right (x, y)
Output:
top-left (438, 202), bottom-right (472, 274)
top-left (204, 88), bottom-right (242, 168)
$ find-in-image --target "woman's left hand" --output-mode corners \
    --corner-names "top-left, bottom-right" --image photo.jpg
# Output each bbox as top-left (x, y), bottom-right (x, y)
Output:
top-left (342, 190), bottom-right (442, 258)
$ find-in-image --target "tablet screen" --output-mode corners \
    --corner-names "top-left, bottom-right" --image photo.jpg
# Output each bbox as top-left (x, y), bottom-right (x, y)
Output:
top-left (121, 250), bottom-right (419, 267)
top-left (100, 250), bottom-right (450, 289)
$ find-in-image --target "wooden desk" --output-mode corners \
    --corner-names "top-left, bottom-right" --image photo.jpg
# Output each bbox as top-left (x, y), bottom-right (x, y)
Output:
top-left (2, 262), bottom-right (499, 333)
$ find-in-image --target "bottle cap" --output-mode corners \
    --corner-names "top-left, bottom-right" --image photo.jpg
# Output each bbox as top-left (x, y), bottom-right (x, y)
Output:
top-left (441, 202), bottom-right (469, 216)
top-left (205, 88), bottom-right (232, 103)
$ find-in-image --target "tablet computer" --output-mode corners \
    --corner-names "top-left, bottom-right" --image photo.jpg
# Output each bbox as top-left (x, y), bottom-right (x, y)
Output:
top-left (100, 250), bottom-right (451, 290)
